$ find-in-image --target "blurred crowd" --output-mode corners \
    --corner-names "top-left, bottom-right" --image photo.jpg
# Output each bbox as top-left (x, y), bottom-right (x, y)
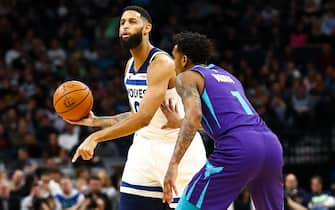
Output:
top-left (0, 167), bottom-right (119, 210)
top-left (1, 0), bottom-right (335, 209)
top-left (229, 172), bottom-right (335, 210)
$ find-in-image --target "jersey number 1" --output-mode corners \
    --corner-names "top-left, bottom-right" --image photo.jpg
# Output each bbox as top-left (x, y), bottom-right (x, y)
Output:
top-left (230, 91), bottom-right (253, 115)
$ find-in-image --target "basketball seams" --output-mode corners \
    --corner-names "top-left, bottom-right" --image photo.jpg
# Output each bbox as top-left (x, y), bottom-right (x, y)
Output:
top-left (53, 87), bottom-right (88, 106)
top-left (53, 80), bottom-right (93, 121)
top-left (56, 90), bottom-right (91, 114)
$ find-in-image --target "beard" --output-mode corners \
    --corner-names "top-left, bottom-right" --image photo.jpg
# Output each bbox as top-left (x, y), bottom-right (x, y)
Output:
top-left (120, 31), bottom-right (142, 49)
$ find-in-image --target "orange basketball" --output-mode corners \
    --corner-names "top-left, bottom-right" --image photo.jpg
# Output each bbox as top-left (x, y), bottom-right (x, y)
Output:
top-left (53, 80), bottom-right (93, 121)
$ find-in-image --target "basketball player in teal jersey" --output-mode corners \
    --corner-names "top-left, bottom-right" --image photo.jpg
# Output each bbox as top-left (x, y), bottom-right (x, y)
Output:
top-left (67, 6), bottom-right (206, 210)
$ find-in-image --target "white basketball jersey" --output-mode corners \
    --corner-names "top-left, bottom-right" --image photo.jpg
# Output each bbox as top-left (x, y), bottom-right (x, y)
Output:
top-left (124, 48), bottom-right (184, 141)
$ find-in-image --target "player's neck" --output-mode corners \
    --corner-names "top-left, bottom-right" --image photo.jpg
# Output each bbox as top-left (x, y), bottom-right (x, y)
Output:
top-left (129, 41), bottom-right (153, 67)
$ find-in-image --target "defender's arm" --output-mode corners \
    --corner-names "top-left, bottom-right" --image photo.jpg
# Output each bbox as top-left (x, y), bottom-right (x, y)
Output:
top-left (168, 70), bottom-right (204, 165)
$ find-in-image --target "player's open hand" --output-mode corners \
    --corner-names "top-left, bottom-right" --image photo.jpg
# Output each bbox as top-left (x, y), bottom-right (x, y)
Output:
top-left (161, 98), bottom-right (182, 129)
top-left (163, 164), bottom-right (179, 204)
top-left (65, 111), bottom-right (96, 127)
top-left (72, 135), bottom-right (98, 162)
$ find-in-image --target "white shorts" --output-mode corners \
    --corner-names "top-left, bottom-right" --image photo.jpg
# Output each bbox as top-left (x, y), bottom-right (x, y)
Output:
top-left (120, 132), bottom-right (207, 208)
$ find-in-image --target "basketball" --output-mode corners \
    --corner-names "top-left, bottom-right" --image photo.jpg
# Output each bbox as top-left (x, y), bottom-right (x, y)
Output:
top-left (53, 80), bottom-right (93, 121)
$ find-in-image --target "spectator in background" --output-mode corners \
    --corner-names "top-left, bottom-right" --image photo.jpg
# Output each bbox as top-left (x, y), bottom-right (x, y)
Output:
top-left (79, 176), bottom-right (111, 210)
top-left (285, 173), bottom-right (310, 207)
top-left (76, 167), bottom-right (90, 183)
top-left (9, 170), bottom-right (29, 203)
top-left (11, 118), bottom-right (33, 149)
top-left (54, 176), bottom-right (84, 209)
top-left (285, 197), bottom-right (308, 210)
top-left (44, 133), bottom-right (61, 158)
top-left (308, 176), bottom-right (335, 210)
top-left (34, 111), bottom-right (58, 147)
top-left (290, 23), bottom-right (308, 48)
top-left (55, 149), bottom-right (74, 177)
top-left (47, 39), bottom-right (67, 70)
top-left (291, 79), bottom-right (313, 137)
top-left (21, 182), bottom-right (41, 210)
top-left (38, 169), bottom-right (62, 198)
top-left (76, 177), bottom-right (89, 196)
top-left (58, 124), bottom-right (80, 152)
top-left (10, 148), bottom-right (37, 174)
top-left (0, 180), bottom-right (18, 210)
top-left (321, 10), bottom-right (335, 35)
top-left (22, 132), bottom-right (42, 158)
top-left (21, 182), bottom-right (61, 210)
top-left (96, 169), bottom-right (118, 209)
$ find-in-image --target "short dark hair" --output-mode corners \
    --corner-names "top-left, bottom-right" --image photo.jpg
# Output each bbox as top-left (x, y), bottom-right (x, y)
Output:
top-left (173, 32), bottom-right (212, 65)
top-left (123, 5), bottom-right (152, 23)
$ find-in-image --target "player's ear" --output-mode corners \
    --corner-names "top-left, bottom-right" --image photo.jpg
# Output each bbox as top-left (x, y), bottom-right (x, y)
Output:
top-left (182, 55), bottom-right (188, 67)
top-left (143, 22), bottom-right (152, 35)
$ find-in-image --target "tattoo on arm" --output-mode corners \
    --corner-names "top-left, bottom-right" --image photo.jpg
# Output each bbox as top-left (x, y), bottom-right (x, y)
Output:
top-left (170, 75), bottom-right (202, 164)
top-left (170, 120), bottom-right (198, 165)
top-left (176, 76), bottom-right (202, 111)
top-left (93, 112), bottom-right (131, 127)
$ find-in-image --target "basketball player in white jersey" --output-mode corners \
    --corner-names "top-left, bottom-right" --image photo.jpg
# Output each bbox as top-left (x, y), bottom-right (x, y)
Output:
top-left (68, 6), bottom-right (206, 210)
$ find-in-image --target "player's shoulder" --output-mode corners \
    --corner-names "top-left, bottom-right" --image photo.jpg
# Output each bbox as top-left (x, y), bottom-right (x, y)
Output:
top-left (178, 70), bottom-right (204, 82)
top-left (148, 51), bottom-right (174, 75)
top-left (175, 70), bottom-right (205, 91)
top-left (150, 52), bottom-right (174, 66)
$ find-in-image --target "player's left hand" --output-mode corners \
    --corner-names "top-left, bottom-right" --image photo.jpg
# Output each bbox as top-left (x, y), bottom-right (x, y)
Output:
top-left (163, 164), bottom-right (179, 204)
top-left (161, 98), bottom-right (182, 129)
top-left (72, 135), bottom-right (98, 162)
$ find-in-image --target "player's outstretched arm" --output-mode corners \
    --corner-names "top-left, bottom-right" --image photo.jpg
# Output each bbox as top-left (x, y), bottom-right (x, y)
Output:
top-left (66, 59), bottom-right (134, 128)
top-left (163, 71), bottom-right (204, 203)
top-left (72, 54), bottom-right (174, 162)
top-left (66, 111), bottom-right (132, 127)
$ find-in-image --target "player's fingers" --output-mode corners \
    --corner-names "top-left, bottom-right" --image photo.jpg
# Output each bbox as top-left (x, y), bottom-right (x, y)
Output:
top-left (172, 184), bottom-right (179, 196)
top-left (163, 99), bottom-right (172, 112)
top-left (163, 182), bottom-right (172, 203)
top-left (72, 150), bottom-right (80, 162)
top-left (65, 119), bottom-right (74, 124)
top-left (168, 98), bottom-right (175, 111)
top-left (160, 103), bottom-right (167, 113)
top-left (81, 149), bottom-right (92, 160)
top-left (88, 111), bottom-right (95, 118)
